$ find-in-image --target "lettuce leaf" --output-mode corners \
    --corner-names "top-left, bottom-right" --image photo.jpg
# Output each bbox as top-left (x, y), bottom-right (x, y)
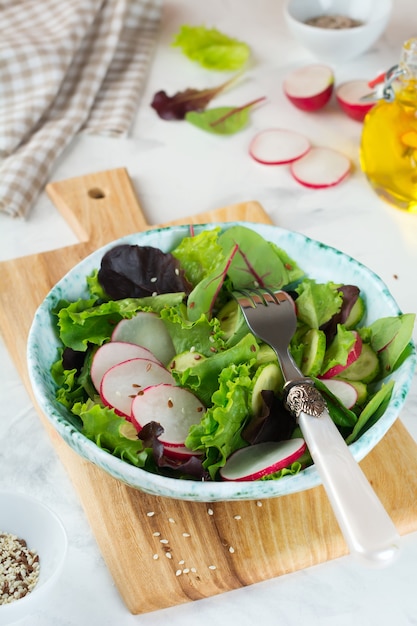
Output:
top-left (321, 325), bottom-right (357, 374)
top-left (171, 227), bottom-right (224, 286)
top-left (185, 362), bottom-right (254, 479)
top-left (172, 25), bottom-right (250, 71)
top-left (174, 332), bottom-right (259, 406)
top-left (295, 279), bottom-right (343, 329)
top-left (159, 304), bottom-right (226, 357)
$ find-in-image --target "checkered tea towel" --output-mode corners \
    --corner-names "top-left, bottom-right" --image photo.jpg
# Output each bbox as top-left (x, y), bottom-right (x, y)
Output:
top-left (0, 0), bottom-right (162, 218)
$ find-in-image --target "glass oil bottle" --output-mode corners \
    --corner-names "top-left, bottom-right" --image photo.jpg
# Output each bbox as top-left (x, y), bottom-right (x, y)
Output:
top-left (360, 38), bottom-right (417, 213)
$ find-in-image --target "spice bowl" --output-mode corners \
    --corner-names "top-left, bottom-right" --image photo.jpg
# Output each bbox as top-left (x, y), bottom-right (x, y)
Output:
top-left (0, 492), bottom-right (68, 625)
top-left (283, 0), bottom-right (393, 63)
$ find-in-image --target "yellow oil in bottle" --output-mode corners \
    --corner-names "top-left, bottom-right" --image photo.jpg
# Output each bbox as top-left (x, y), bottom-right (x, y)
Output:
top-left (360, 39), bottom-right (417, 213)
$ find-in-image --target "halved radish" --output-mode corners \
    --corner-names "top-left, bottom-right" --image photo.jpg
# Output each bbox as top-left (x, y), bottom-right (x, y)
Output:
top-left (111, 312), bottom-right (176, 365)
top-left (220, 438), bottom-right (306, 482)
top-left (91, 341), bottom-right (162, 392)
top-left (283, 65), bottom-right (334, 112)
top-left (320, 379), bottom-right (358, 409)
top-left (249, 128), bottom-right (311, 165)
top-left (131, 384), bottom-right (205, 446)
top-left (290, 147), bottom-right (351, 188)
top-left (100, 358), bottom-right (174, 418)
top-left (320, 331), bottom-right (363, 379)
top-left (336, 80), bottom-right (375, 122)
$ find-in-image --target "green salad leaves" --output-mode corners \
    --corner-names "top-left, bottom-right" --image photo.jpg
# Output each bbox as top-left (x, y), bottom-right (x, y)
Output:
top-left (50, 225), bottom-right (416, 482)
top-left (172, 25), bottom-right (250, 71)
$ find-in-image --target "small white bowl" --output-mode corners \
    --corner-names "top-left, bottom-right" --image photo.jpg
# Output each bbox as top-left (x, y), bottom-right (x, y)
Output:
top-left (0, 492), bottom-right (67, 625)
top-left (284, 0), bottom-right (393, 63)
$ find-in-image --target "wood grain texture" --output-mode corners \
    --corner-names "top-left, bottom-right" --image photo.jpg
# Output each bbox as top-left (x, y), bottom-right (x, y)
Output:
top-left (0, 168), bottom-right (416, 615)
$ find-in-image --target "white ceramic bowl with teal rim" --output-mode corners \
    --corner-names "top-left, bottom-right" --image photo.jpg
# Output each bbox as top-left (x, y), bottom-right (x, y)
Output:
top-left (27, 222), bottom-right (416, 502)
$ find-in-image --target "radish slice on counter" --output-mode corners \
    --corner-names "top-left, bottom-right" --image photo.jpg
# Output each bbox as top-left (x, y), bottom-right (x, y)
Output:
top-left (320, 379), bottom-right (358, 409)
top-left (290, 147), bottom-right (352, 188)
top-left (220, 438), bottom-right (306, 481)
top-left (283, 64), bottom-right (334, 112)
top-left (100, 358), bottom-right (174, 418)
top-left (249, 128), bottom-right (311, 164)
top-left (131, 384), bottom-right (205, 446)
top-left (91, 341), bottom-right (162, 392)
top-left (336, 80), bottom-right (375, 122)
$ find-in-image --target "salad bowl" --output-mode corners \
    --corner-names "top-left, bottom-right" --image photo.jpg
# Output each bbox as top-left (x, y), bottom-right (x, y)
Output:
top-left (27, 222), bottom-right (416, 502)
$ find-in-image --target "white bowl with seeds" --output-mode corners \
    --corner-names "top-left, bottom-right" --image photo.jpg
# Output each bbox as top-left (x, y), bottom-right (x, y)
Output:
top-left (284, 0), bottom-right (393, 63)
top-left (0, 492), bottom-right (67, 625)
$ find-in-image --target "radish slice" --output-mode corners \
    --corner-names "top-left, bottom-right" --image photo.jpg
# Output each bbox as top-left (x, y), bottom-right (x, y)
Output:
top-left (249, 128), bottom-right (311, 165)
top-left (131, 384), bottom-right (205, 446)
top-left (290, 147), bottom-right (351, 188)
top-left (320, 332), bottom-right (362, 379)
top-left (91, 341), bottom-right (162, 392)
top-left (336, 80), bottom-right (375, 122)
top-left (320, 379), bottom-right (358, 409)
top-left (220, 438), bottom-right (306, 482)
top-left (100, 358), bottom-right (174, 418)
top-left (283, 65), bottom-right (334, 112)
top-left (163, 443), bottom-right (202, 460)
top-left (111, 312), bottom-right (176, 365)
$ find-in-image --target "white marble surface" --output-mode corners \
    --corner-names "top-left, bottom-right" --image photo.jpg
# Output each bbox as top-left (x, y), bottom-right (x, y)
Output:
top-left (1, 1), bottom-right (417, 624)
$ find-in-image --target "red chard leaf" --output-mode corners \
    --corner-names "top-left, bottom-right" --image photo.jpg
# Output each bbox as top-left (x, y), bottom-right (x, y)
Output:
top-left (150, 73), bottom-right (241, 120)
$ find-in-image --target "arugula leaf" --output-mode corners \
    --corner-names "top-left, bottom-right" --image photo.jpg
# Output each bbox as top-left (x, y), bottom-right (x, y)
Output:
top-left (185, 97), bottom-right (265, 135)
top-left (151, 73), bottom-right (240, 120)
top-left (172, 25), bottom-right (250, 71)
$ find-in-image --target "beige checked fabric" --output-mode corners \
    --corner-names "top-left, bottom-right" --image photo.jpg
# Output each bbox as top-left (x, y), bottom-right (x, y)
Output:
top-left (0, 0), bottom-right (162, 218)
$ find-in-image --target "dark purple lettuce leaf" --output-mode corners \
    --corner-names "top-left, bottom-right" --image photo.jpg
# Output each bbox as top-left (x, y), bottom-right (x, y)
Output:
top-left (150, 74), bottom-right (240, 121)
top-left (242, 390), bottom-right (296, 445)
top-left (320, 285), bottom-right (360, 345)
top-left (138, 421), bottom-right (208, 480)
top-left (62, 347), bottom-right (86, 373)
top-left (98, 244), bottom-right (192, 300)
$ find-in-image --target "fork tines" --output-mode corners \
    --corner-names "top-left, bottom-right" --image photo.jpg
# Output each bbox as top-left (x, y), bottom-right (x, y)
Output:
top-left (234, 287), bottom-right (287, 307)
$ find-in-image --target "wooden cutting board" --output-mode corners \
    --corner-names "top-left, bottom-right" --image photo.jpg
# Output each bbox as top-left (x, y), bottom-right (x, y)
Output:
top-left (1, 168), bottom-right (417, 614)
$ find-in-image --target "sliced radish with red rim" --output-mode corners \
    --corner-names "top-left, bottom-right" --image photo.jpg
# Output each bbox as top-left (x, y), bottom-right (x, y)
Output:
top-left (320, 379), bottom-right (358, 409)
top-left (100, 358), bottom-right (174, 418)
top-left (91, 341), bottom-right (162, 392)
top-left (249, 128), bottom-right (311, 165)
top-left (131, 383), bottom-right (205, 447)
top-left (290, 147), bottom-right (352, 188)
top-left (220, 438), bottom-right (306, 481)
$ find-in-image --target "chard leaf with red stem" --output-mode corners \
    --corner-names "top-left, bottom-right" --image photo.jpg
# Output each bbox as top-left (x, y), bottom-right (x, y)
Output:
top-left (185, 96), bottom-right (266, 135)
top-left (151, 73), bottom-right (241, 121)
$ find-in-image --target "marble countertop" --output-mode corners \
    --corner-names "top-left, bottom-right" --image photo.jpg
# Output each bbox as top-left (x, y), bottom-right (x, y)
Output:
top-left (1, 1), bottom-right (417, 624)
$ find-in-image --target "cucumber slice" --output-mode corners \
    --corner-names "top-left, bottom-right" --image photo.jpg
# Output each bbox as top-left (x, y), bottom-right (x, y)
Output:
top-left (168, 350), bottom-right (206, 372)
top-left (345, 296), bottom-right (366, 328)
top-left (300, 328), bottom-right (326, 377)
top-left (341, 343), bottom-right (380, 383)
top-left (251, 362), bottom-right (283, 415)
top-left (256, 344), bottom-right (279, 366)
top-left (217, 299), bottom-right (248, 345)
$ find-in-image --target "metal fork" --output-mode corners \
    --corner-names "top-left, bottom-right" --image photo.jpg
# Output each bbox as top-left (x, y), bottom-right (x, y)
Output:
top-left (235, 288), bottom-right (400, 567)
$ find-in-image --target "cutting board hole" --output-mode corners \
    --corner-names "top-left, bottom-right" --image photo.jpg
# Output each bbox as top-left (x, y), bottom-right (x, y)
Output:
top-left (88, 187), bottom-right (106, 199)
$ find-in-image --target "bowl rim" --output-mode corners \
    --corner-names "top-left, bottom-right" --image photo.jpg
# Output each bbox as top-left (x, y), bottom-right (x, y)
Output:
top-left (27, 222), bottom-right (416, 502)
top-left (283, 0), bottom-right (393, 30)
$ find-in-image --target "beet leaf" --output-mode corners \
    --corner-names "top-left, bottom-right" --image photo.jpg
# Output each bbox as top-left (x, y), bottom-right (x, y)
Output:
top-left (151, 73), bottom-right (241, 120)
top-left (185, 96), bottom-right (266, 135)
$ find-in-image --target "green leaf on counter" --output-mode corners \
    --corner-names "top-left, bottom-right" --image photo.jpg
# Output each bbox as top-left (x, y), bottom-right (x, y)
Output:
top-left (172, 24), bottom-right (250, 71)
top-left (185, 97), bottom-right (265, 135)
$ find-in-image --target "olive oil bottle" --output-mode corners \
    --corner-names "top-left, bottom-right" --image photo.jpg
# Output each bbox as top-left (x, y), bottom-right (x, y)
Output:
top-left (360, 38), bottom-right (417, 213)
